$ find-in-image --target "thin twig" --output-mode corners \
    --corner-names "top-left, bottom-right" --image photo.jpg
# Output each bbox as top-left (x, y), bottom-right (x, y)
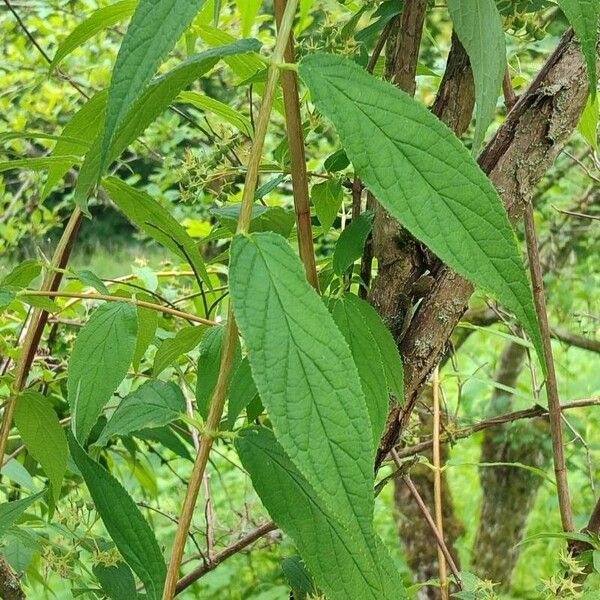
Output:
top-left (394, 463), bottom-right (462, 589)
top-left (503, 67), bottom-right (518, 110)
top-left (431, 367), bottom-right (448, 599)
top-left (16, 291), bottom-right (217, 327)
top-left (523, 203), bottom-right (574, 532)
top-left (174, 522), bottom-right (278, 594)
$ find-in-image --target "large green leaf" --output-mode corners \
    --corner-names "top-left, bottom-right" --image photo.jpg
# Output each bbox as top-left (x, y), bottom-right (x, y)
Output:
top-left (68, 433), bottom-right (166, 600)
top-left (42, 90), bottom-right (107, 200)
top-left (103, 177), bottom-right (212, 288)
top-left (14, 391), bottom-right (68, 502)
top-left (236, 428), bottom-right (406, 600)
top-left (330, 296), bottom-right (388, 447)
top-left (153, 324), bottom-right (208, 376)
top-left (0, 491), bottom-right (45, 538)
top-left (229, 232), bottom-right (374, 531)
top-left (75, 39), bottom-right (261, 207)
top-left (447, 0), bottom-right (506, 151)
top-left (299, 54), bottom-right (543, 365)
top-left (51, 0), bottom-right (138, 69)
top-left (557, 0), bottom-right (599, 97)
top-left (95, 381), bottom-right (186, 447)
top-left (68, 302), bottom-right (137, 443)
top-left (100, 0), bottom-right (208, 173)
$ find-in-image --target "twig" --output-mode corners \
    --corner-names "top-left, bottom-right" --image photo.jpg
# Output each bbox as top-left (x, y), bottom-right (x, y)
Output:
top-left (391, 397), bottom-right (600, 461)
top-left (394, 462), bottom-right (462, 589)
top-left (431, 368), bottom-right (448, 599)
top-left (503, 68), bottom-right (518, 111)
top-left (273, 0), bottom-right (319, 292)
top-left (174, 522), bottom-right (278, 594)
top-left (523, 203), bottom-right (574, 532)
top-left (552, 205), bottom-right (600, 221)
top-left (161, 2), bottom-right (300, 596)
top-left (16, 291), bottom-right (217, 327)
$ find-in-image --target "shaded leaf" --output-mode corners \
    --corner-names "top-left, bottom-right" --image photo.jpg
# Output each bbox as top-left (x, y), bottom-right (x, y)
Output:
top-left (94, 560), bottom-right (138, 600)
top-left (226, 357), bottom-right (258, 429)
top-left (332, 211), bottom-right (374, 276)
top-left (0, 492), bottom-right (45, 538)
top-left (311, 179), bottom-right (343, 232)
top-left (153, 325), bottom-right (207, 376)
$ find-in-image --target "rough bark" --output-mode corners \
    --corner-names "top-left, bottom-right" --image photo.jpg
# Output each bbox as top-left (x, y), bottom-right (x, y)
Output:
top-left (0, 554), bottom-right (26, 600)
top-left (472, 342), bottom-right (551, 587)
top-left (377, 29), bottom-right (596, 469)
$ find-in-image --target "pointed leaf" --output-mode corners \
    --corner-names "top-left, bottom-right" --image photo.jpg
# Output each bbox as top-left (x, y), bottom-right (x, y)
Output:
top-left (236, 428), bottom-right (406, 600)
top-left (75, 39), bottom-right (261, 206)
top-left (14, 391), bottom-right (68, 502)
top-left (230, 232), bottom-right (374, 531)
top-left (68, 302), bottom-right (137, 443)
top-left (133, 302), bottom-right (159, 370)
top-left (95, 381), bottom-right (186, 447)
top-left (103, 177), bottom-right (212, 288)
top-left (51, 1), bottom-right (138, 69)
top-left (299, 53), bottom-right (543, 364)
top-left (1, 260), bottom-right (41, 289)
top-left (311, 179), bottom-right (343, 232)
top-left (447, 0), bottom-right (506, 151)
top-left (226, 357), bottom-right (258, 429)
top-left (153, 325), bottom-right (207, 376)
top-left (68, 433), bottom-right (166, 600)
top-left (0, 492), bottom-right (45, 538)
top-left (100, 0), bottom-right (209, 173)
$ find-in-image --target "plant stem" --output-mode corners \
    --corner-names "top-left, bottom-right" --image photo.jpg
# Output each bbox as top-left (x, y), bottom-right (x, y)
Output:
top-left (273, 0), bottom-right (319, 291)
top-left (432, 367), bottom-right (448, 599)
top-left (0, 209), bottom-right (82, 465)
top-left (17, 290), bottom-right (217, 327)
top-left (523, 203), bottom-right (574, 533)
top-left (161, 1), bottom-right (299, 596)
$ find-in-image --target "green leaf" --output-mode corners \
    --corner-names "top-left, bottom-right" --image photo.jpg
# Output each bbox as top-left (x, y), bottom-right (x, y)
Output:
top-left (133, 302), bottom-right (159, 370)
top-left (67, 433), bottom-right (166, 600)
top-left (134, 426), bottom-right (192, 461)
top-left (178, 91), bottom-right (252, 135)
top-left (42, 91), bottom-right (108, 200)
top-left (103, 177), bottom-right (212, 288)
top-left (0, 157), bottom-right (80, 174)
top-left (230, 232), bottom-right (374, 531)
top-left (94, 560), bottom-right (138, 600)
top-left (196, 326), bottom-right (241, 419)
top-left (0, 492), bottom-right (45, 538)
top-left (311, 179), bottom-right (343, 232)
top-left (226, 357), bottom-right (258, 428)
top-left (100, 0), bottom-right (209, 174)
top-left (1, 260), bottom-right (41, 289)
top-left (346, 294), bottom-right (404, 401)
top-left (299, 54), bottom-right (543, 365)
top-left (323, 149), bottom-right (349, 172)
top-left (75, 39), bottom-right (261, 207)
top-left (68, 302), bottom-right (138, 443)
top-left (557, 0), bottom-right (599, 97)
top-left (332, 211), bottom-right (374, 276)
top-left (153, 325), bottom-right (207, 376)
top-left (447, 0), bottom-right (506, 151)
top-left (281, 556), bottom-right (317, 599)
top-left (210, 204), bottom-right (296, 238)
top-left (0, 288), bottom-right (16, 310)
top-left (73, 269), bottom-right (110, 294)
top-left (51, 0), bottom-right (138, 69)
top-left (14, 391), bottom-right (68, 502)
top-left (236, 428), bottom-right (406, 600)
top-left (95, 381), bottom-right (186, 447)
top-left (238, 0), bottom-right (262, 36)
top-left (578, 94), bottom-right (599, 150)
top-left (19, 295), bottom-right (61, 313)
top-left (331, 296), bottom-right (388, 447)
